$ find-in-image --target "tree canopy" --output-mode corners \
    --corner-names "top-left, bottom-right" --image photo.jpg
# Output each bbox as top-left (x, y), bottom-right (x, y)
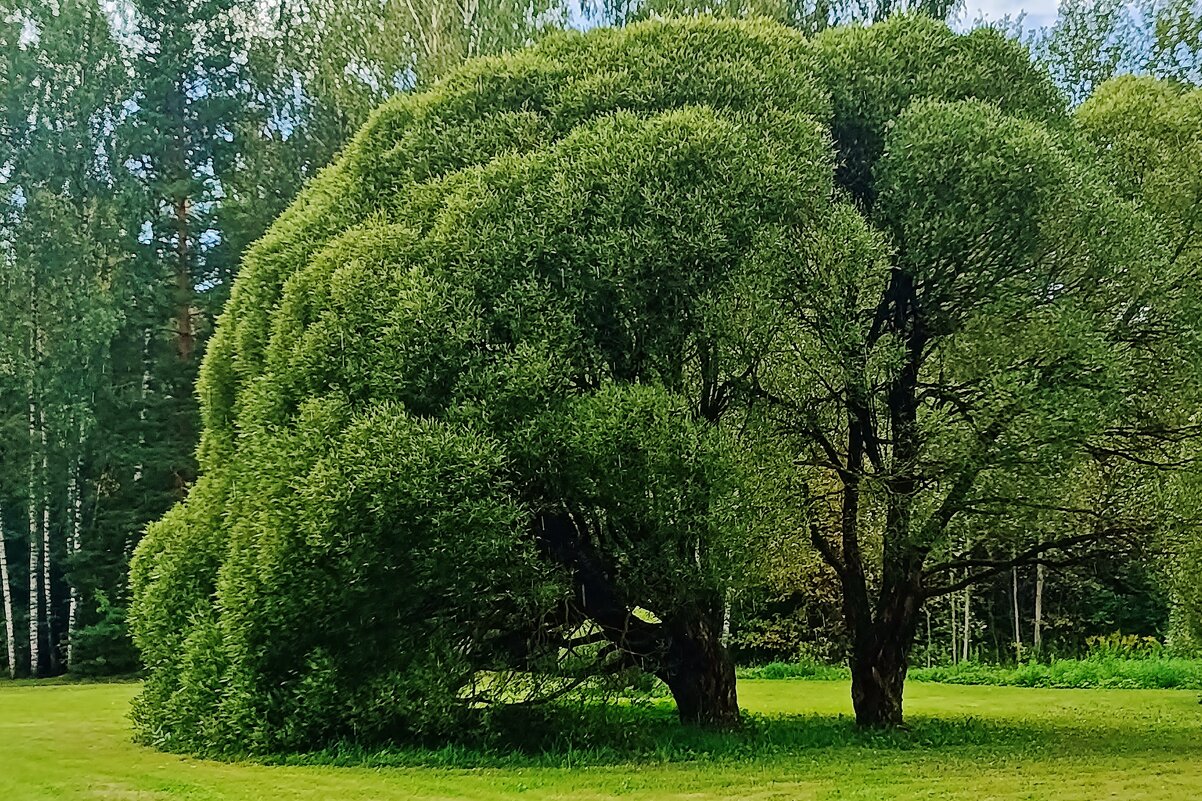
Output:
top-left (130, 17), bottom-right (839, 751)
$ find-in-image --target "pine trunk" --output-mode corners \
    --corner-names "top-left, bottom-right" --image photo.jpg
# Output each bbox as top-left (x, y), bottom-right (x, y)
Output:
top-left (0, 508), bottom-right (16, 678)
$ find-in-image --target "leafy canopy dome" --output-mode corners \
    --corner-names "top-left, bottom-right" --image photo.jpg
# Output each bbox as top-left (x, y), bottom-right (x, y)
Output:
top-left (130, 15), bottom-right (1062, 751)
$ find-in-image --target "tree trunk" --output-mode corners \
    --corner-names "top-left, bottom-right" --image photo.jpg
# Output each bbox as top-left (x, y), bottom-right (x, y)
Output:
top-left (134, 328), bottom-right (151, 482)
top-left (1033, 563), bottom-right (1044, 655)
top-left (175, 196), bottom-right (194, 361)
top-left (961, 584), bottom-right (971, 663)
top-left (0, 508), bottom-right (16, 678)
top-left (850, 629), bottom-right (911, 728)
top-left (659, 614), bottom-right (740, 729)
top-left (535, 513), bottom-right (739, 728)
top-left (924, 606), bottom-right (931, 668)
top-left (949, 588), bottom-right (958, 664)
top-left (1012, 564), bottom-right (1022, 657)
top-left (848, 579), bottom-right (921, 728)
top-left (720, 588), bottom-right (733, 647)
top-left (66, 452), bottom-right (82, 669)
top-left (27, 394), bottom-right (40, 678)
top-left (39, 406), bottom-right (55, 674)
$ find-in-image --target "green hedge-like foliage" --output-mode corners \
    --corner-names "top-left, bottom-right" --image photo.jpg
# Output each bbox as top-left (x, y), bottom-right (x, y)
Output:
top-left (130, 16), bottom-right (1064, 753)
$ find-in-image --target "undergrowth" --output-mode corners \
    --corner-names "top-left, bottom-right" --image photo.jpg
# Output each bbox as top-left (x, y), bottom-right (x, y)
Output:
top-left (742, 656), bottom-right (1202, 690)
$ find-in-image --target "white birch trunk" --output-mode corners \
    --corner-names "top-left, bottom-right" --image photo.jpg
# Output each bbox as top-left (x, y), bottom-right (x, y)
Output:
top-left (67, 451), bottom-right (82, 668)
top-left (39, 405), bottom-right (52, 671)
top-left (66, 449), bottom-right (82, 668)
top-left (1012, 564), bottom-right (1022, 656)
top-left (961, 584), bottom-right (971, 663)
top-left (0, 508), bottom-right (16, 678)
top-left (949, 590), bottom-right (958, 664)
top-left (925, 606), bottom-right (932, 669)
top-left (1034, 562), bottom-right (1045, 655)
top-left (27, 395), bottom-right (40, 678)
top-left (720, 587), bottom-right (733, 647)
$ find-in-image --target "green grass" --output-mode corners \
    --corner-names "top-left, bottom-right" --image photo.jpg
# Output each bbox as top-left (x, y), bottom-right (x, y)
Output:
top-left (3, 679), bottom-right (1202, 800)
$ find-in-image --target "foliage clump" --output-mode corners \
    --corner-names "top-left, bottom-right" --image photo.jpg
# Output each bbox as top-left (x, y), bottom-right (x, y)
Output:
top-left (131, 17), bottom-right (839, 753)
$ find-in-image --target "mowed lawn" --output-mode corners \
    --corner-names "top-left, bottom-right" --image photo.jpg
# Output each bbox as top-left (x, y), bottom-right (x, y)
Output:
top-left (3, 679), bottom-right (1201, 801)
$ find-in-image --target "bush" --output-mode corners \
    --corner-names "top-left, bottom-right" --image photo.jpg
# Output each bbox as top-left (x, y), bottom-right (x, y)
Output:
top-left (738, 661), bottom-right (850, 681)
top-left (65, 592), bottom-right (141, 678)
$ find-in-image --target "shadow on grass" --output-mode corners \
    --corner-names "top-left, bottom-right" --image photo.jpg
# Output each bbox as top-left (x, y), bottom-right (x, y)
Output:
top-left (257, 699), bottom-right (1200, 770)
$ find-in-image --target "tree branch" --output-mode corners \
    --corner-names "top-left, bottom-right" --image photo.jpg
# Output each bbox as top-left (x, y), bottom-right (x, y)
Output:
top-left (809, 523), bottom-right (847, 579)
top-left (921, 531), bottom-right (1123, 599)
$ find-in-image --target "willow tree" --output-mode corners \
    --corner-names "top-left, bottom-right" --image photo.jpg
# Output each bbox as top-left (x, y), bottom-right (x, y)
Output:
top-left (1077, 75), bottom-right (1202, 646)
top-left (746, 17), bottom-right (1202, 726)
top-left (129, 18), bottom-right (840, 751)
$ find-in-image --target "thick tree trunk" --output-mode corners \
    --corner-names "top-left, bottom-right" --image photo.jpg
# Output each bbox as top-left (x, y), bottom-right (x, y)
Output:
top-left (660, 614), bottom-right (740, 729)
top-left (0, 508), bottom-right (16, 678)
top-left (847, 572), bottom-right (921, 728)
top-left (850, 625), bottom-right (913, 727)
top-left (536, 513), bottom-right (739, 728)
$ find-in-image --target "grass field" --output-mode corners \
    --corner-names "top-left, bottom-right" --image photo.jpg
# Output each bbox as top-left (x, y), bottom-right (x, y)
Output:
top-left (3, 679), bottom-right (1201, 800)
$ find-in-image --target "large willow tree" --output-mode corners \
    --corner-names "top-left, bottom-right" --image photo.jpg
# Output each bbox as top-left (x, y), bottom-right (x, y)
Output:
top-left (131, 15), bottom-right (1199, 749)
top-left (130, 17), bottom-right (839, 751)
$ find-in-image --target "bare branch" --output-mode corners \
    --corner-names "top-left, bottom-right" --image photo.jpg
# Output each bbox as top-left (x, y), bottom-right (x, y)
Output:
top-left (921, 530), bottom-right (1127, 599)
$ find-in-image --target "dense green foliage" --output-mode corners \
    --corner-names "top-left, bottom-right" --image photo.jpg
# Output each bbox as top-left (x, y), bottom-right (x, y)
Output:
top-left (131, 17), bottom-right (843, 751)
top-left (4, 2), bottom-right (1201, 778)
top-left (128, 10), bottom-right (1202, 749)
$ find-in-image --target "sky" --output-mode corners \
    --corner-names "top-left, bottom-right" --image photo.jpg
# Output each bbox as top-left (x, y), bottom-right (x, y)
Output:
top-left (961, 0), bottom-right (1060, 30)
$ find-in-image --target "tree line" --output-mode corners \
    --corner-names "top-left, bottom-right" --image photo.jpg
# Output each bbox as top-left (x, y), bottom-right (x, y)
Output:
top-left (0, 0), bottom-right (1199, 694)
